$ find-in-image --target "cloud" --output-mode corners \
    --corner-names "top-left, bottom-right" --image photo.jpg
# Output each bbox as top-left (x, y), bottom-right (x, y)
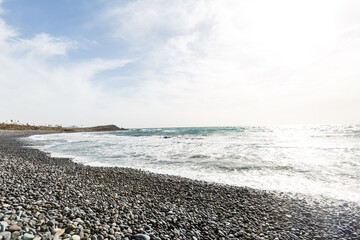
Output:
top-left (104, 0), bottom-right (211, 43)
top-left (0, 5), bottom-right (131, 126)
top-left (100, 0), bottom-right (360, 126)
top-left (11, 33), bottom-right (78, 59)
top-left (0, 19), bottom-right (16, 42)
top-left (1, 0), bottom-right (360, 127)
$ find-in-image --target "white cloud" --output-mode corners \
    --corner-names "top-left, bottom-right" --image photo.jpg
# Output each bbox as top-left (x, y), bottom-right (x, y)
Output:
top-left (0, 6), bottom-right (131, 126)
top-left (104, 0), bottom-right (211, 43)
top-left (12, 33), bottom-right (78, 59)
top-left (1, 0), bottom-right (360, 128)
top-left (0, 18), bottom-right (17, 42)
top-left (100, 0), bottom-right (360, 126)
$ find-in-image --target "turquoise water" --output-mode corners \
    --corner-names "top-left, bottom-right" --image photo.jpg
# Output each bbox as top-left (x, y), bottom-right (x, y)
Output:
top-left (29, 125), bottom-right (360, 202)
top-left (111, 126), bottom-right (246, 136)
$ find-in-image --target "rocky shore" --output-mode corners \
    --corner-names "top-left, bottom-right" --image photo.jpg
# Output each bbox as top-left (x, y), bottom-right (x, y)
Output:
top-left (0, 131), bottom-right (359, 240)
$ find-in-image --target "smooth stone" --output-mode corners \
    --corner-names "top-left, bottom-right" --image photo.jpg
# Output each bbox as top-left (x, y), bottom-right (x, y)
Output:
top-left (55, 229), bottom-right (65, 236)
top-left (0, 221), bottom-right (8, 232)
top-left (290, 233), bottom-right (298, 239)
top-left (71, 235), bottom-right (81, 240)
top-left (22, 233), bottom-right (35, 240)
top-left (11, 231), bottom-right (21, 239)
top-left (35, 220), bottom-right (44, 226)
top-left (28, 220), bottom-right (36, 228)
top-left (67, 224), bottom-right (76, 230)
top-left (74, 218), bottom-right (83, 223)
top-left (46, 221), bottom-right (55, 227)
top-left (0, 231), bottom-right (11, 240)
top-left (8, 225), bottom-right (21, 232)
top-left (28, 228), bottom-right (36, 235)
top-left (135, 234), bottom-right (150, 240)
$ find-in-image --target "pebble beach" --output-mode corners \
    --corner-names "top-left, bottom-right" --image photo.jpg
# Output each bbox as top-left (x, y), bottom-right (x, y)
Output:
top-left (0, 130), bottom-right (359, 240)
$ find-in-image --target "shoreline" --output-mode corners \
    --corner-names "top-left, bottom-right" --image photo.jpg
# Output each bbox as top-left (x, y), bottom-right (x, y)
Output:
top-left (0, 130), bottom-right (359, 239)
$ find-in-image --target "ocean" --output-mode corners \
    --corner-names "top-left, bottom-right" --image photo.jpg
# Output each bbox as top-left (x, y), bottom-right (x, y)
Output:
top-left (28, 125), bottom-right (360, 202)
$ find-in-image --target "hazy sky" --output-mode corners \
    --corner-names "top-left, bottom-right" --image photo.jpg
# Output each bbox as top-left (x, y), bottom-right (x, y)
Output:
top-left (0, 0), bottom-right (359, 128)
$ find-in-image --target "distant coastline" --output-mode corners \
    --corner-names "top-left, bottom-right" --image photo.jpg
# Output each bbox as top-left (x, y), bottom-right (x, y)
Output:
top-left (0, 123), bottom-right (127, 132)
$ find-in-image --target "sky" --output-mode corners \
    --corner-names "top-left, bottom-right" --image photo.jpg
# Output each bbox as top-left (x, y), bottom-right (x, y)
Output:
top-left (0, 0), bottom-right (360, 128)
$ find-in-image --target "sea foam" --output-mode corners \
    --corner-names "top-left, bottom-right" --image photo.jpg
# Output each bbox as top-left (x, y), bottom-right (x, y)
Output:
top-left (28, 125), bottom-right (360, 202)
